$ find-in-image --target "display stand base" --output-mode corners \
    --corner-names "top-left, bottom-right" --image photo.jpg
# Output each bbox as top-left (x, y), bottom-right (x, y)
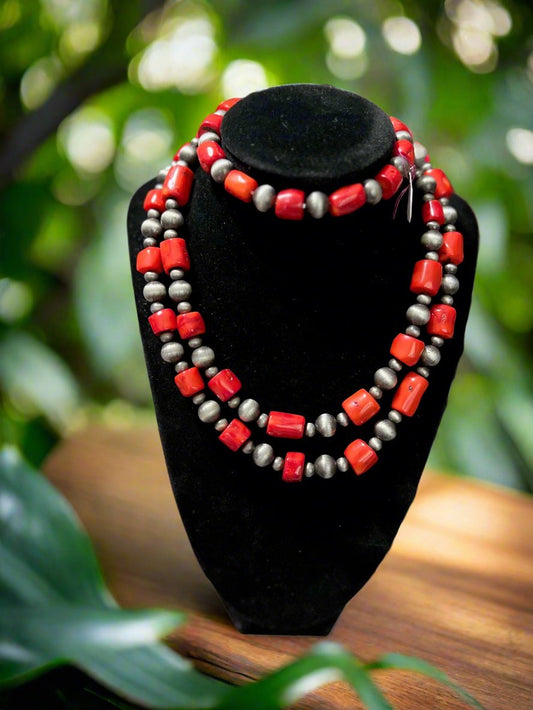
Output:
top-left (44, 425), bottom-right (533, 709)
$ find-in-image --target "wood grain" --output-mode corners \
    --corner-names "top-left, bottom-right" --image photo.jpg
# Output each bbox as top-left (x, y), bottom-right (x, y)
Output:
top-left (43, 425), bottom-right (533, 709)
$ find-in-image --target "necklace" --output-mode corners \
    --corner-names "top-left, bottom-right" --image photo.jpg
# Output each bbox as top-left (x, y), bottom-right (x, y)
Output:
top-left (136, 98), bottom-right (464, 482)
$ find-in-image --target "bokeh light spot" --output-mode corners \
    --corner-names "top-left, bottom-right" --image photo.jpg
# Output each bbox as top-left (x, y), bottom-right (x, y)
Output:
top-left (506, 128), bottom-right (533, 165)
top-left (324, 17), bottom-right (366, 59)
top-left (20, 56), bottom-right (62, 110)
top-left (382, 16), bottom-right (422, 55)
top-left (221, 60), bottom-right (269, 98)
top-left (59, 109), bottom-right (115, 174)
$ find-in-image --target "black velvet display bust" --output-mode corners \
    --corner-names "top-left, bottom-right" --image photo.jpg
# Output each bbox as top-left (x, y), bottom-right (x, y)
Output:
top-left (127, 84), bottom-right (478, 635)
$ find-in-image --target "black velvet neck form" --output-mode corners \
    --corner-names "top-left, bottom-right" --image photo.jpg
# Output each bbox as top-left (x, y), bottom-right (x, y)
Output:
top-left (128, 85), bottom-right (478, 635)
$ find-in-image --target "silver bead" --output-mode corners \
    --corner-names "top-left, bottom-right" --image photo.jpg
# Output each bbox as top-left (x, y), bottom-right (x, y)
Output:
top-left (177, 301), bottom-right (192, 313)
top-left (170, 268), bottom-right (184, 280)
top-left (336, 412), bottom-right (350, 426)
top-left (425, 250), bottom-right (439, 261)
top-left (305, 462), bottom-right (315, 477)
top-left (416, 294), bottom-right (432, 305)
top-left (191, 137), bottom-right (199, 146)
top-left (406, 303), bottom-right (430, 325)
top-left (414, 141), bottom-right (428, 167)
top-left (228, 396), bottom-right (241, 409)
top-left (174, 360), bottom-right (188, 372)
top-left (306, 191), bottom-right (329, 219)
top-left (198, 400), bottom-right (220, 423)
top-left (192, 392), bottom-right (206, 405)
top-left (141, 218), bottom-right (162, 238)
top-left (252, 184), bottom-right (276, 212)
top-left (198, 131), bottom-right (220, 144)
top-left (253, 443), bottom-right (274, 467)
top-left (369, 437), bottom-right (382, 451)
top-left (444, 264), bottom-right (458, 274)
top-left (395, 130), bottom-right (412, 142)
top-left (315, 413), bottom-right (337, 438)
top-left (257, 413), bottom-right (269, 428)
top-left (164, 229), bottom-right (178, 240)
top-left (315, 454), bottom-right (336, 479)
top-left (442, 274), bottom-right (459, 294)
top-left (431, 336), bottom-right (444, 347)
top-left (214, 109), bottom-right (226, 116)
top-left (242, 441), bottom-right (255, 454)
top-left (388, 410), bottom-right (402, 424)
top-left (143, 237), bottom-right (157, 247)
top-left (440, 198), bottom-right (450, 206)
top-left (336, 457), bottom-right (349, 473)
top-left (178, 143), bottom-right (197, 163)
top-left (364, 179), bottom-right (382, 205)
top-left (273, 456), bottom-right (284, 472)
top-left (375, 419), bottom-right (396, 441)
top-left (238, 398), bottom-right (260, 422)
top-left (405, 325), bottom-right (420, 337)
top-left (143, 281), bottom-right (166, 302)
top-left (211, 159), bottom-right (233, 183)
top-left (443, 205), bottom-right (458, 225)
top-left (374, 367), bottom-right (397, 390)
top-left (423, 193), bottom-right (435, 202)
top-left (188, 337), bottom-right (202, 349)
top-left (169, 280), bottom-right (192, 302)
top-left (444, 223), bottom-right (457, 232)
top-left (421, 345), bottom-right (441, 367)
top-left (417, 366), bottom-right (430, 377)
top-left (161, 210), bottom-right (184, 230)
top-left (150, 302), bottom-right (164, 313)
top-left (388, 358), bottom-right (403, 372)
top-left (160, 331), bottom-right (174, 343)
top-left (305, 422), bottom-right (316, 437)
top-left (421, 229), bottom-right (443, 250)
top-left (215, 418), bottom-right (228, 432)
top-left (191, 346), bottom-right (215, 368)
top-left (165, 199), bottom-right (178, 210)
top-left (147, 209), bottom-right (160, 219)
top-left (422, 162), bottom-right (432, 171)
top-left (426, 221), bottom-right (441, 232)
top-left (441, 295), bottom-right (454, 305)
top-left (161, 341), bottom-right (184, 363)
top-left (391, 155), bottom-right (409, 177)
top-left (416, 175), bottom-right (436, 193)
top-left (157, 168), bottom-right (169, 183)
top-left (369, 386), bottom-right (383, 400)
top-left (175, 160), bottom-right (188, 167)
top-left (205, 366), bottom-right (219, 378)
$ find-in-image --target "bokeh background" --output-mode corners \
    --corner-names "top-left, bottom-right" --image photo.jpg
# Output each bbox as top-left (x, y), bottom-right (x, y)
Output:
top-left (1, 0), bottom-right (532, 491)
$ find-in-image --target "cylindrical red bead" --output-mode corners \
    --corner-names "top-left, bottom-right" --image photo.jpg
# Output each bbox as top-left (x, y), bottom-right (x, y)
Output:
top-left (219, 418), bottom-right (251, 451)
top-left (162, 164), bottom-right (194, 206)
top-left (176, 311), bottom-right (205, 339)
top-left (143, 188), bottom-right (166, 213)
top-left (439, 231), bottom-right (464, 265)
top-left (160, 238), bottom-right (190, 274)
top-left (282, 452), bottom-right (305, 483)
top-left (275, 189), bottom-right (305, 220)
top-left (390, 334), bottom-right (425, 366)
top-left (344, 439), bottom-right (378, 476)
top-left (197, 141), bottom-right (226, 172)
top-left (422, 199), bottom-right (445, 225)
top-left (410, 259), bottom-right (443, 296)
top-left (342, 389), bottom-right (380, 426)
top-left (329, 183), bottom-right (366, 217)
top-left (375, 164), bottom-right (403, 200)
top-left (427, 304), bottom-right (456, 339)
top-left (198, 113), bottom-right (224, 136)
top-left (208, 369), bottom-right (242, 402)
top-left (393, 139), bottom-right (415, 165)
top-left (148, 308), bottom-right (177, 335)
top-left (425, 168), bottom-right (453, 199)
top-left (392, 373), bottom-right (429, 417)
top-left (266, 411), bottom-right (306, 439)
top-left (390, 116), bottom-right (412, 138)
top-left (174, 367), bottom-right (204, 398)
top-left (224, 170), bottom-right (258, 203)
top-left (136, 247), bottom-right (162, 274)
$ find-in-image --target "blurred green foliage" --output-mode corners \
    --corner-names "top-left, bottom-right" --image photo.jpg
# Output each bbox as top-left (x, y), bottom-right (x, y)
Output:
top-left (0, 0), bottom-right (532, 489)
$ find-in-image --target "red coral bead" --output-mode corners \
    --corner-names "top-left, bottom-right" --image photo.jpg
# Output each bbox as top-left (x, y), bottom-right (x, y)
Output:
top-left (148, 308), bottom-right (177, 335)
top-left (224, 170), bottom-right (258, 203)
top-left (160, 238), bottom-right (190, 274)
top-left (410, 259), bottom-right (443, 296)
top-left (198, 113), bottom-right (224, 136)
top-left (208, 369), bottom-right (242, 402)
top-left (392, 373), bottom-right (429, 417)
top-left (344, 439), bottom-right (378, 476)
top-left (342, 389), bottom-right (380, 426)
top-left (390, 334), bottom-right (425, 366)
top-left (174, 367), bottom-right (204, 397)
top-left (390, 116), bottom-right (413, 138)
top-left (393, 139), bottom-right (415, 165)
top-left (176, 311), bottom-right (205, 339)
top-left (266, 411), bottom-right (306, 439)
top-left (162, 164), bottom-right (194, 206)
top-left (427, 304), bottom-right (456, 339)
top-left (217, 97), bottom-right (241, 111)
top-left (275, 189), bottom-right (306, 220)
top-left (425, 168), bottom-right (453, 199)
top-left (197, 141), bottom-right (226, 172)
top-left (136, 247), bottom-right (162, 274)
top-left (143, 188), bottom-right (165, 213)
top-left (375, 164), bottom-right (403, 200)
top-left (439, 231), bottom-right (464, 265)
top-left (329, 183), bottom-right (366, 217)
top-left (282, 452), bottom-right (305, 483)
top-left (219, 418), bottom-right (251, 451)
top-left (422, 199), bottom-right (445, 225)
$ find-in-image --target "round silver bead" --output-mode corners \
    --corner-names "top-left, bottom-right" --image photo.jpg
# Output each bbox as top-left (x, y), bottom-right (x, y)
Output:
top-left (191, 137), bottom-right (199, 146)
top-left (426, 220), bottom-right (440, 231)
top-left (192, 392), bottom-right (206, 405)
top-left (169, 280), bottom-right (192, 302)
top-left (163, 229), bottom-right (178, 240)
top-left (257, 413), bottom-right (269, 428)
top-left (421, 345), bottom-right (441, 367)
top-left (174, 360), bottom-right (188, 372)
top-left (253, 443), bottom-right (274, 467)
top-left (369, 386), bottom-right (383, 400)
top-left (170, 268), bottom-right (184, 280)
top-left (305, 422), bottom-right (316, 437)
top-left (414, 141), bottom-right (428, 167)
top-left (141, 218), bottom-right (162, 238)
top-left (440, 197), bottom-right (450, 206)
top-left (369, 437), bottom-right (382, 451)
top-left (273, 456), bottom-right (284, 472)
top-left (421, 230), bottom-right (443, 250)
top-left (375, 419), bottom-right (397, 441)
top-left (178, 143), bottom-right (197, 163)
top-left (211, 159), bottom-right (233, 183)
top-left (198, 400), bottom-right (220, 423)
top-left (416, 294), bottom-right (432, 305)
top-left (147, 209), bottom-right (160, 219)
top-left (423, 193), bottom-right (435, 203)
top-left (406, 303), bottom-right (430, 325)
top-left (441, 295), bottom-right (454, 305)
top-left (150, 302), bottom-right (164, 313)
top-left (391, 155), bottom-right (409, 177)
top-left (444, 264), bottom-right (458, 274)
top-left (252, 184), bottom-right (276, 212)
top-left (191, 346), bottom-right (215, 368)
top-left (336, 412), bottom-right (350, 426)
top-left (159, 331), bottom-right (174, 343)
top-left (405, 325), bottom-right (421, 337)
top-left (198, 131), bottom-right (220, 145)
top-left (177, 301), bottom-right (192, 313)
top-left (442, 274), bottom-right (459, 295)
top-left (205, 366), bottom-right (218, 378)
top-left (228, 396), bottom-right (241, 409)
top-left (242, 441), bottom-right (255, 454)
top-left (238, 398), bottom-right (260, 422)
top-left (425, 251), bottom-right (439, 261)
top-left (388, 410), bottom-right (402, 424)
top-left (336, 456), bottom-right (349, 473)
top-left (175, 160), bottom-right (188, 167)
top-left (215, 418), bottom-right (228, 432)
top-left (416, 175), bottom-right (436, 193)
top-left (443, 205), bottom-right (458, 225)
top-left (188, 337), bottom-right (202, 349)
top-left (143, 237), bottom-right (157, 247)
top-left (315, 454), bottom-right (336, 479)
top-left (157, 168), bottom-right (169, 183)
top-left (444, 223), bottom-right (457, 232)
top-left (395, 130), bottom-right (412, 143)
top-left (306, 191), bottom-right (329, 219)
top-left (143, 281), bottom-right (166, 302)
top-left (165, 199), bottom-right (178, 210)
top-left (305, 462), bottom-right (315, 478)
top-left (417, 366), bottom-right (430, 377)
top-left (388, 358), bottom-right (403, 372)
top-left (161, 210), bottom-right (184, 230)
top-left (315, 413), bottom-right (337, 438)
top-left (364, 179), bottom-right (382, 205)
top-left (374, 367), bottom-right (397, 390)
top-left (431, 336), bottom-right (444, 347)
top-left (161, 341), bottom-right (184, 363)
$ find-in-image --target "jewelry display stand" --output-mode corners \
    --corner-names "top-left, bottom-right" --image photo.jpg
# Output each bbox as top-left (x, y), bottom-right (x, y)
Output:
top-left (127, 84), bottom-right (478, 635)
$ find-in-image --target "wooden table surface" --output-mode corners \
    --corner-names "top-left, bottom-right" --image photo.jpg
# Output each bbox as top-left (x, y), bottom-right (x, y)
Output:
top-left (43, 425), bottom-right (533, 710)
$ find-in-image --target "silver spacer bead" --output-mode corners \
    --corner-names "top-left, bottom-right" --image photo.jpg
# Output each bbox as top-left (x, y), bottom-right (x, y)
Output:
top-left (421, 230), bottom-right (443, 250)
top-left (169, 280), bottom-right (192, 303)
top-left (188, 337), bottom-right (202, 349)
top-left (253, 443), bottom-right (274, 467)
top-left (205, 366), bottom-right (219, 378)
top-left (165, 199), bottom-right (178, 210)
top-left (444, 223), bottom-right (457, 232)
top-left (198, 131), bottom-right (220, 145)
top-left (161, 209), bottom-right (184, 230)
top-left (157, 168), bottom-right (169, 183)
top-left (369, 386), bottom-right (383, 400)
top-left (273, 456), bottom-right (284, 472)
top-left (238, 398), bottom-right (260, 422)
top-left (305, 462), bottom-right (315, 478)
top-left (336, 412), bottom-right (350, 426)
top-left (442, 274), bottom-right (459, 294)
top-left (336, 457), bottom-right (349, 473)
top-left (421, 345), bottom-right (441, 367)
top-left (191, 346), bottom-right (215, 368)
top-left (423, 193), bottom-right (435, 202)
top-left (416, 294), bottom-right (432, 305)
top-left (143, 281), bottom-right (166, 302)
top-left (215, 418), bottom-right (228, 432)
top-left (163, 229), bottom-right (178, 240)
top-left (406, 303), bottom-right (430, 325)
top-left (306, 191), bottom-right (329, 219)
top-left (369, 437), bottom-right (382, 451)
top-left (143, 237), bottom-right (157, 247)
top-left (170, 268), bottom-right (185, 280)
top-left (405, 325), bottom-right (421, 337)
top-left (416, 175), bottom-right (436, 193)
top-left (315, 454), bottom-right (336, 479)
top-left (431, 336), bottom-right (444, 347)
top-left (190, 137), bottom-right (199, 146)
top-left (391, 155), bottom-right (409, 177)
top-left (141, 218), bottom-right (162, 238)
top-left (315, 413), bottom-right (337, 438)
top-left (177, 301), bottom-right (192, 313)
top-left (161, 341), bottom-right (184, 363)
top-left (395, 129), bottom-right (413, 142)
top-left (150, 302), bottom-right (164, 313)
top-left (305, 422), bottom-right (316, 437)
top-left (228, 396), bottom-right (241, 409)
top-left (440, 198), bottom-right (450, 206)
top-left (375, 419), bottom-right (397, 441)
top-left (192, 392), bottom-right (206, 405)
top-left (252, 184), bottom-right (276, 212)
top-left (159, 331), bottom-right (174, 343)
top-left (198, 400), bottom-right (221, 423)
top-left (388, 410), bottom-right (402, 424)
top-left (417, 366), bottom-right (430, 378)
top-left (441, 295), bottom-right (454, 305)
top-left (426, 220), bottom-right (440, 230)
top-left (174, 361), bottom-right (188, 372)
top-left (364, 179), bottom-right (382, 205)
top-left (374, 367), bottom-right (397, 390)
top-left (147, 209), bottom-right (160, 219)
top-left (211, 159), bottom-right (233, 183)
top-left (414, 141), bottom-right (428, 167)
top-left (425, 251), bottom-right (439, 261)
top-left (175, 160), bottom-right (188, 167)
top-left (388, 358), bottom-right (403, 372)
top-left (443, 205), bottom-right (458, 225)
top-left (242, 441), bottom-right (255, 454)
top-left (444, 263), bottom-right (458, 274)
top-left (178, 143), bottom-right (197, 164)
top-left (257, 413), bottom-right (269, 428)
